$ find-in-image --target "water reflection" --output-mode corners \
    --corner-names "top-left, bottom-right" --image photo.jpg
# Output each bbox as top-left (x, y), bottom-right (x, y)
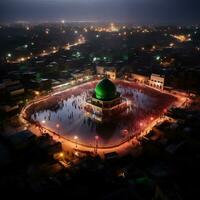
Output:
top-left (29, 81), bottom-right (175, 146)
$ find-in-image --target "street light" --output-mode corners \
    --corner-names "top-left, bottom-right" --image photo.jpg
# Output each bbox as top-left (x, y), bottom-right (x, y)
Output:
top-left (59, 152), bottom-right (64, 158)
top-left (59, 152), bottom-right (65, 161)
top-left (74, 136), bottom-right (78, 149)
top-left (7, 53), bottom-right (12, 58)
top-left (41, 120), bottom-right (46, 124)
top-left (34, 91), bottom-right (40, 96)
top-left (74, 151), bottom-right (79, 156)
top-left (94, 135), bottom-right (99, 154)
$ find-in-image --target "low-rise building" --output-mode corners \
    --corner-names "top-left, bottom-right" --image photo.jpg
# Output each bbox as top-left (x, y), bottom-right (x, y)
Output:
top-left (96, 66), bottom-right (117, 80)
top-left (105, 68), bottom-right (117, 80)
top-left (7, 130), bottom-right (36, 150)
top-left (149, 74), bottom-right (165, 90)
top-left (131, 73), bottom-right (149, 84)
top-left (96, 66), bottom-right (105, 75)
top-left (2, 79), bottom-right (25, 97)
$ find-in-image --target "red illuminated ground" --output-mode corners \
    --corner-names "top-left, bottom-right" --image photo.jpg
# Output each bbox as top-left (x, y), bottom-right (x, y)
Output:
top-left (22, 80), bottom-right (177, 148)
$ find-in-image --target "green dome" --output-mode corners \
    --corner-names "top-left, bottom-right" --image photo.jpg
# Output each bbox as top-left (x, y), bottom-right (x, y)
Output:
top-left (95, 78), bottom-right (117, 100)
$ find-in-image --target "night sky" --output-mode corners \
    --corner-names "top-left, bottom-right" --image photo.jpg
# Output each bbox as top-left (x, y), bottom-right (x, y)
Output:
top-left (0, 0), bottom-right (200, 24)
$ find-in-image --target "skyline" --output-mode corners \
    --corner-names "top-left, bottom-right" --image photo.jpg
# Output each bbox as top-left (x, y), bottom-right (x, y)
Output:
top-left (0, 0), bottom-right (200, 25)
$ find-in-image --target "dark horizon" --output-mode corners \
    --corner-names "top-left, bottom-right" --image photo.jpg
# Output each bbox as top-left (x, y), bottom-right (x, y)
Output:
top-left (0, 0), bottom-right (200, 25)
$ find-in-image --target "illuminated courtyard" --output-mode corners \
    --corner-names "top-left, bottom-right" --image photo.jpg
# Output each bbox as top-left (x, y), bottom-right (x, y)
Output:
top-left (23, 79), bottom-right (177, 148)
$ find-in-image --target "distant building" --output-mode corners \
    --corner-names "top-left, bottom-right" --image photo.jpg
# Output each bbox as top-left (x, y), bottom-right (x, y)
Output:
top-left (96, 66), bottom-right (117, 80)
top-left (105, 68), bottom-right (117, 80)
top-left (71, 73), bottom-right (84, 82)
top-left (0, 104), bottom-right (19, 113)
top-left (83, 68), bottom-right (93, 76)
top-left (155, 182), bottom-right (183, 200)
top-left (131, 73), bottom-right (149, 84)
top-left (149, 74), bottom-right (165, 90)
top-left (7, 130), bottom-right (36, 150)
top-left (96, 66), bottom-right (105, 75)
top-left (29, 79), bottom-right (52, 91)
top-left (2, 79), bottom-right (25, 97)
top-left (104, 152), bottom-right (119, 160)
top-left (38, 134), bottom-right (62, 156)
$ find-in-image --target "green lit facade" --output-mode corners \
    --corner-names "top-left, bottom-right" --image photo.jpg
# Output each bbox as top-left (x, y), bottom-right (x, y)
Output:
top-left (85, 78), bottom-right (128, 122)
top-left (95, 78), bottom-right (119, 100)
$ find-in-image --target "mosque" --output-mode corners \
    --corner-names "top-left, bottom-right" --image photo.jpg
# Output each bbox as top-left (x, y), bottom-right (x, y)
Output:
top-left (85, 78), bottom-right (129, 122)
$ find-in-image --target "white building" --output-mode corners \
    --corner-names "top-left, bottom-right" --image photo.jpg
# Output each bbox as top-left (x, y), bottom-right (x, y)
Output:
top-left (105, 69), bottom-right (117, 80)
top-left (96, 66), bottom-right (105, 75)
top-left (131, 73), bottom-right (149, 84)
top-left (149, 74), bottom-right (165, 90)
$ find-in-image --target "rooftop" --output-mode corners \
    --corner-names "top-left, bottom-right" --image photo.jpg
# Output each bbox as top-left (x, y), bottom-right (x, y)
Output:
top-left (95, 78), bottom-right (118, 100)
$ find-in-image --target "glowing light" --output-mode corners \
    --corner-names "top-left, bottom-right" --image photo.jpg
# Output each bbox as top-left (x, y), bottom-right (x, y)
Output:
top-left (171, 34), bottom-right (191, 42)
top-left (74, 151), bottom-right (79, 156)
top-left (156, 56), bottom-right (160, 61)
top-left (59, 152), bottom-right (64, 157)
top-left (95, 135), bottom-right (99, 140)
top-left (56, 124), bottom-right (60, 128)
top-left (7, 53), bottom-right (12, 57)
top-left (20, 57), bottom-right (25, 62)
top-left (110, 23), bottom-right (119, 32)
top-left (74, 135), bottom-right (78, 140)
top-left (34, 91), bottom-right (40, 96)
top-left (41, 120), bottom-right (46, 124)
top-left (61, 20), bottom-right (65, 24)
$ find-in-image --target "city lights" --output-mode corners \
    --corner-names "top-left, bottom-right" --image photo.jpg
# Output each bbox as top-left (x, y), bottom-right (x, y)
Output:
top-left (171, 34), bottom-right (191, 42)
top-left (20, 57), bottom-right (25, 62)
top-left (34, 91), bottom-right (40, 96)
top-left (59, 152), bottom-right (64, 158)
top-left (74, 136), bottom-right (78, 140)
top-left (156, 56), bottom-right (161, 61)
top-left (7, 53), bottom-right (12, 57)
top-left (41, 120), bottom-right (46, 124)
top-left (0, 0), bottom-right (199, 196)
